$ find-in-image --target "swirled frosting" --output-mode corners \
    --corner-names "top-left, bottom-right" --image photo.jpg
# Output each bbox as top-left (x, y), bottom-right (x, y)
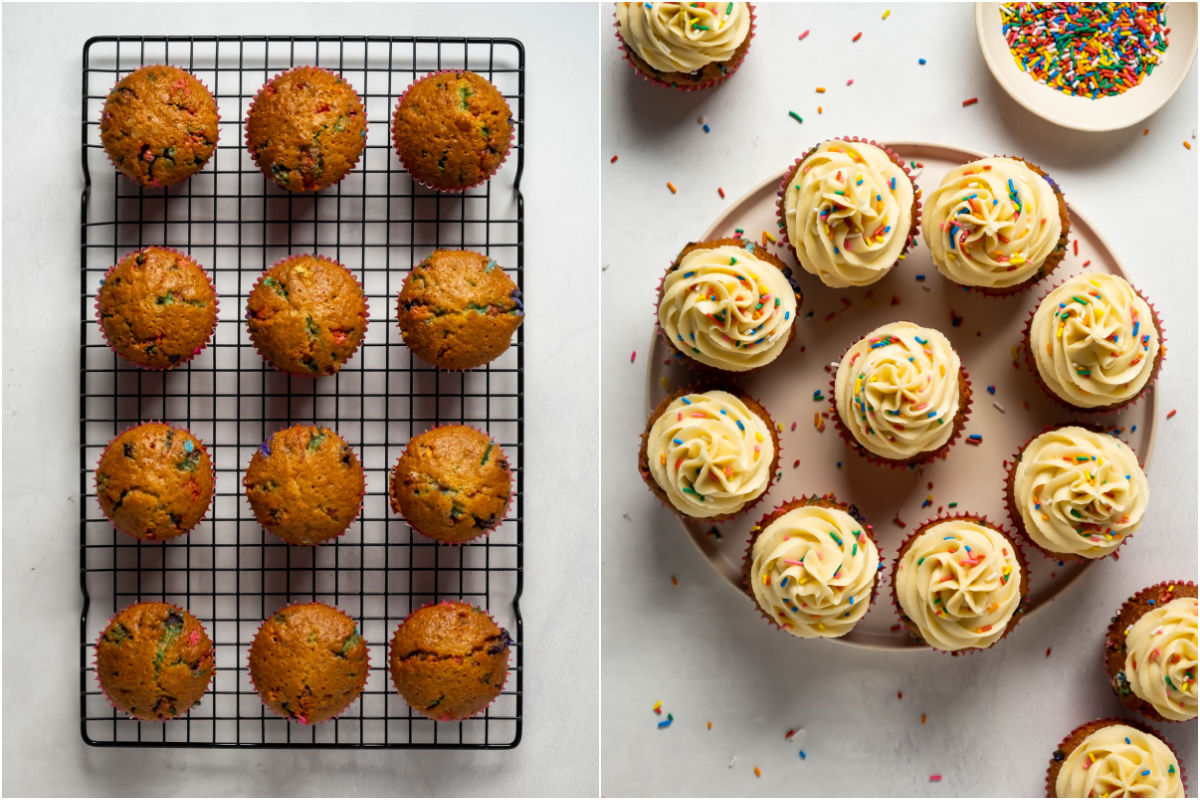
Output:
top-left (749, 503), bottom-right (879, 638)
top-left (646, 390), bottom-right (773, 518)
top-left (834, 322), bottom-right (962, 460)
top-left (1013, 426), bottom-right (1148, 559)
top-left (659, 244), bottom-right (798, 371)
top-left (1056, 724), bottom-right (1184, 798)
top-left (894, 520), bottom-right (1022, 651)
top-left (923, 156), bottom-right (1062, 289)
top-left (1031, 272), bottom-right (1160, 408)
top-left (616, 2), bottom-right (751, 73)
top-left (783, 140), bottom-right (914, 288)
top-left (1124, 597), bottom-right (1198, 722)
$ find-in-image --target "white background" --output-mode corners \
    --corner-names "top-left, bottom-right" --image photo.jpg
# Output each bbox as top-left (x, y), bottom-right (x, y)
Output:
top-left (2, 3), bottom-right (598, 797)
top-left (601, 3), bottom-right (1197, 797)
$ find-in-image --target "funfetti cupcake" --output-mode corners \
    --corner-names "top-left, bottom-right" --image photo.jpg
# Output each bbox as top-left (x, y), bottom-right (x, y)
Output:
top-left (614, 2), bottom-right (754, 90)
top-left (657, 238), bottom-right (801, 373)
top-left (1006, 425), bottom-right (1148, 561)
top-left (1104, 582), bottom-right (1197, 723)
top-left (832, 321), bottom-right (970, 466)
top-left (1047, 719), bottom-right (1186, 797)
top-left (638, 387), bottom-right (779, 522)
top-left (743, 495), bottom-right (880, 639)
top-left (922, 156), bottom-right (1068, 294)
top-left (777, 138), bottom-right (918, 288)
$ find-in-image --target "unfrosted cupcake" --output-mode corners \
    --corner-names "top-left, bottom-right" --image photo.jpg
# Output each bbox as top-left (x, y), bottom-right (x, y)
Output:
top-left (1006, 425), bottom-right (1148, 560)
top-left (744, 496), bottom-right (880, 639)
top-left (832, 321), bottom-right (970, 465)
top-left (891, 516), bottom-right (1027, 653)
top-left (1027, 272), bottom-right (1162, 410)
top-left (638, 388), bottom-right (778, 521)
top-left (1104, 582), bottom-right (1197, 723)
top-left (657, 238), bottom-right (800, 372)
top-left (922, 156), bottom-right (1068, 294)
top-left (1048, 719), bottom-right (1185, 797)
top-left (778, 138), bottom-right (918, 288)
top-left (615, 2), bottom-right (754, 89)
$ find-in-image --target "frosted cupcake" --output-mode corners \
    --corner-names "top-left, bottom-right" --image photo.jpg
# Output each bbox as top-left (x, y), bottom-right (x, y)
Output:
top-left (1007, 426), bottom-right (1148, 561)
top-left (922, 156), bottom-right (1068, 294)
top-left (832, 321), bottom-right (970, 465)
top-left (892, 516), bottom-right (1027, 653)
top-left (638, 388), bottom-right (778, 521)
top-left (1048, 719), bottom-right (1185, 797)
top-left (1105, 582), bottom-right (1197, 723)
top-left (657, 238), bottom-right (801, 372)
top-left (1027, 272), bottom-right (1162, 410)
top-left (615, 2), bottom-right (753, 89)
top-left (744, 496), bottom-right (880, 638)
top-left (778, 139), bottom-right (918, 288)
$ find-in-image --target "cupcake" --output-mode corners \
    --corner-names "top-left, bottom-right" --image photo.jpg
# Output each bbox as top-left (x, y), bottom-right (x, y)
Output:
top-left (95, 422), bottom-right (214, 541)
top-left (396, 250), bottom-right (524, 370)
top-left (96, 247), bottom-right (218, 370)
top-left (638, 387), bottom-right (778, 521)
top-left (922, 156), bottom-right (1068, 294)
top-left (1027, 272), bottom-right (1163, 410)
top-left (245, 67), bottom-right (367, 192)
top-left (743, 496), bottom-right (880, 638)
top-left (391, 70), bottom-right (513, 191)
top-left (246, 254), bottom-right (367, 377)
top-left (95, 602), bottom-right (215, 721)
top-left (1006, 425), bottom-right (1148, 561)
top-left (388, 600), bottom-right (511, 722)
top-left (244, 425), bottom-right (365, 546)
top-left (778, 138), bottom-right (918, 288)
top-left (891, 516), bottom-right (1027, 653)
top-left (1104, 582), bottom-right (1197, 723)
top-left (656, 238), bottom-right (801, 372)
top-left (1048, 719), bottom-right (1185, 797)
top-left (99, 65), bottom-right (219, 188)
top-left (832, 321), bottom-right (970, 466)
top-left (248, 603), bottom-right (368, 724)
top-left (614, 2), bottom-right (754, 90)
top-left (388, 426), bottom-right (511, 544)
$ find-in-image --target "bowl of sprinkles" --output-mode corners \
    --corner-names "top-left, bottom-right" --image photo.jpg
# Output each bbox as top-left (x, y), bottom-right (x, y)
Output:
top-left (976, 2), bottom-right (1197, 132)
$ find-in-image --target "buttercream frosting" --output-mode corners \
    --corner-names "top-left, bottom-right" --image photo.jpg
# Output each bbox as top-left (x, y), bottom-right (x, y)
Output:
top-left (1124, 597), bottom-right (1198, 722)
top-left (1056, 724), bottom-right (1184, 798)
top-left (616, 2), bottom-right (751, 74)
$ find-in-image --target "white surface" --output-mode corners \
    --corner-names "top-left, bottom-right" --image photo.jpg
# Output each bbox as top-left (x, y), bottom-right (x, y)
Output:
top-left (2, 3), bottom-right (598, 797)
top-left (601, 3), bottom-right (1197, 797)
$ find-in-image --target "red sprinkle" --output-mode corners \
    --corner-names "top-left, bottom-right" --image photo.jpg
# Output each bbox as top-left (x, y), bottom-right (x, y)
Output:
top-left (846, 78), bottom-right (854, 86)
top-left (718, 187), bottom-right (726, 199)
top-left (610, 155), bottom-right (618, 164)
top-left (930, 775), bottom-right (943, 783)
top-left (630, 350), bottom-right (637, 364)
top-left (1073, 239), bottom-right (1079, 256)
top-left (671, 576), bottom-right (678, 587)
top-left (1046, 647), bottom-right (1053, 658)
top-left (799, 29), bottom-right (810, 40)
top-left (1166, 409), bottom-right (1177, 419)
top-left (892, 516), bottom-right (907, 528)
top-left (852, 31), bottom-right (862, 42)
top-left (962, 97), bottom-right (979, 107)
top-left (897, 691), bottom-right (903, 699)
top-left (1082, 259), bottom-right (1091, 267)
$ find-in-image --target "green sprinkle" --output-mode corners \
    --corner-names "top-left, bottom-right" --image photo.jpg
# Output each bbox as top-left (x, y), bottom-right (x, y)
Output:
top-left (481, 442), bottom-right (494, 466)
top-left (788, 111), bottom-right (804, 124)
top-left (308, 431), bottom-right (327, 452)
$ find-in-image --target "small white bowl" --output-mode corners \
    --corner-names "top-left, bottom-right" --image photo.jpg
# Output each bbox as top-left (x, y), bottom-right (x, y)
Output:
top-left (975, 2), bottom-right (1197, 132)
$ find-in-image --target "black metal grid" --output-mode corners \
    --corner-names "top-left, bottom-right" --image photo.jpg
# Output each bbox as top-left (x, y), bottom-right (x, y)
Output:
top-left (79, 36), bottom-right (524, 748)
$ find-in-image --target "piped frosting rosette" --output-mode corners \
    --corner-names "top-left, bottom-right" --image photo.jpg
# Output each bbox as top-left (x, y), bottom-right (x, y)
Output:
top-left (1028, 272), bottom-right (1161, 410)
top-left (1123, 596), bottom-right (1199, 722)
top-left (1010, 426), bottom-right (1148, 560)
top-left (1052, 722), bottom-right (1185, 798)
top-left (616, 2), bottom-right (751, 74)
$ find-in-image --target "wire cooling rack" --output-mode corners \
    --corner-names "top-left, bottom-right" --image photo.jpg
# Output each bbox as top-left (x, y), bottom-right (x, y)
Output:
top-left (79, 36), bottom-right (524, 748)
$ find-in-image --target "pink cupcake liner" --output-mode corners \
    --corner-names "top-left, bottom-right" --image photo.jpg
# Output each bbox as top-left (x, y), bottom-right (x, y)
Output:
top-left (244, 66), bottom-right (368, 193)
top-left (94, 246), bottom-right (220, 371)
top-left (390, 70), bottom-right (516, 193)
top-left (613, 3), bottom-right (757, 91)
top-left (1046, 716), bottom-right (1189, 797)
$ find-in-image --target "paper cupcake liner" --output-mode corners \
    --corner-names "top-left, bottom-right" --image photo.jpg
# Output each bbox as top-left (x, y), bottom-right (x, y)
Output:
top-left (93, 600), bottom-right (216, 722)
top-left (100, 65), bottom-right (221, 189)
top-left (247, 601), bottom-right (370, 725)
top-left (93, 420), bottom-right (216, 542)
top-left (387, 598), bottom-right (514, 723)
top-left (613, 3), bottom-right (756, 91)
top-left (1102, 581), bottom-right (1198, 724)
top-left (637, 384), bottom-right (781, 525)
top-left (653, 237), bottom-right (803, 376)
top-left (244, 66), bottom-right (367, 193)
top-left (888, 512), bottom-right (1031, 656)
top-left (1022, 276), bottom-right (1165, 414)
top-left (1003, 423), bottom-right (1145, 565)
top-left (390, 70), bottom-right (516, 193)
top-left (246, 253), bottom-right (369, 379)
top-left (94, 246), bottom-right (220, 371)
top-left (775, 137), bottom-right (922, 288)
top-left (1045, 716), bottom-right (1189, 797)
top-left (740, 494), bottom-right (882, 637)
top-left (387, 423), bottom-right (514, 546)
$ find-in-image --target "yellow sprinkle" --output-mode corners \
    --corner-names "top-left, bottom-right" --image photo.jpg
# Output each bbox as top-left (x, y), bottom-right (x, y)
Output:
top-left (763, 230), bottom-right (776, 243)
top-left (660, 376), bottom-right (670, 392)
top-left (816, 86), bottom-right (827, 93)
top-left (667, 181), bottom-right (678, 194)
top-left (882, 8), bottom-right (891, 18)
top-left (755, 431), bottom-right (764, 442)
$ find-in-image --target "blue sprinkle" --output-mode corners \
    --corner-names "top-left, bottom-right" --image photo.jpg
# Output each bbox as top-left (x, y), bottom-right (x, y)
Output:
top-left (681, 397), bottom-right (692, 405)
top-left (184, 440), bottom-right (194, 453)
top-left (702, 124), bottom-right (711, 133)
top-left (672, 438), bottom-right (683, 445)
top-left (799, 750), bottom-right (807, 760)
top-left (260, 442), bottom-right (271, 456)
top-left (919, 58), bottom-right (927, 65)
top-left (485, 259), bottom-right (496, 272)
top-left (736, 419), bottom-right (745, 431)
